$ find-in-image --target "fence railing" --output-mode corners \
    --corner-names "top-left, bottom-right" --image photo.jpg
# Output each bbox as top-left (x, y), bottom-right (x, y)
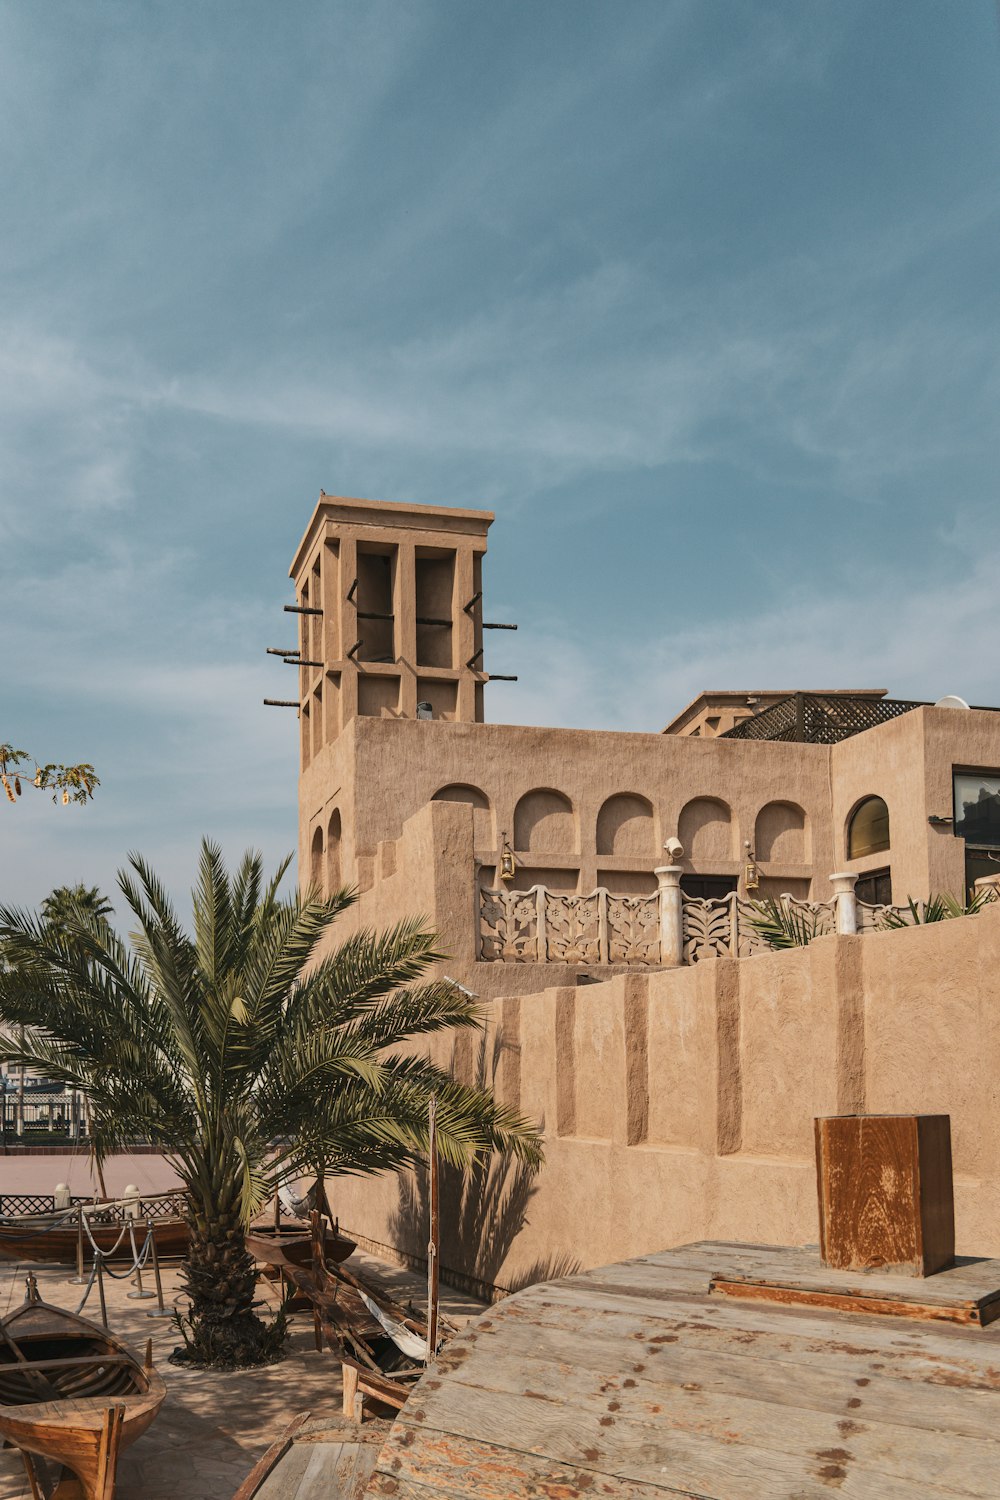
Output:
top-left (0, 1190), bottom-right (187, 1220)
top-left (479, 886), bottom-right (661, 965)
top-left (478, 870), bottom-right (999, 967)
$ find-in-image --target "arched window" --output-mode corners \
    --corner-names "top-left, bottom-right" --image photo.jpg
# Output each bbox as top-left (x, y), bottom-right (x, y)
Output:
top-left (847, 797), bottom-right (890, 859)
top-left (326, 809), bottom-right (342, 892)
top-left (310, 826), bottom-right (324, 892)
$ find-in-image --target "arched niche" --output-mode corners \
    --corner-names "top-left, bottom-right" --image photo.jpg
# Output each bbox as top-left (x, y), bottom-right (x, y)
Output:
top-left (847, 796), bottom-right (890, 860)
top-left (755, 801), bottom-right (808, 863)
top-left (326, 808), bottom-right (342, 891)
top-left (678, 797), bottom-right (733, 862)
top-left (432, 784), bottom-right (494, 848)
top-left (513, 788), bottom-right (576, 854)
top-left (596, 793), bottom-right (656, 857)
top-left (310, 825), bottom-right (324, 893)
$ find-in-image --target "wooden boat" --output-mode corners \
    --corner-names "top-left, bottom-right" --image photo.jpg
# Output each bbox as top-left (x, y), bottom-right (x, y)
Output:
top-left (0, 1195), bottom-right (188, 1265)
top-left (245, 1220), bottom-right (356, 1272)
top-left (0, 1275), bottom-right (165, 1500)
top-left (283, 1246), bottom-right (450, 1417)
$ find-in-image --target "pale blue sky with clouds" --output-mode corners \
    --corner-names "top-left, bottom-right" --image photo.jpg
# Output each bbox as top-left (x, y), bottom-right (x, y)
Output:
top-left (2, 0), bottom-right (999, 912)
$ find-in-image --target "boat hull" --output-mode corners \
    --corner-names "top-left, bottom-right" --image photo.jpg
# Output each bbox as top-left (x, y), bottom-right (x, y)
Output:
top-left (0, 1218), bottom-right (188, 1264)
top-left (0, 1288), bottom-right (166, 1500)
top-left (0, 1394), bottom-right (163, 1495)
top-left (246, 1224), bottom-right (355, 1271)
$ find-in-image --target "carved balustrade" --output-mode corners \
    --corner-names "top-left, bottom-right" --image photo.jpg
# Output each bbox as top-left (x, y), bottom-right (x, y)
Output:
top-left (477, 878), bottom-right (996, 966)
top-left (478, 885), bottom-right (659, 965)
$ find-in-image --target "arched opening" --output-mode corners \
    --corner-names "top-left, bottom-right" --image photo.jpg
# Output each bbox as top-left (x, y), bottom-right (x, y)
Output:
top-left (309, 825), bottom-right (324, 893)
top-left (847, 796), bottom-right (890, 859)
top-left (678, 797), bottom-right (733, 862)
top-left (513, 788), bottom-right (576, 853)
top-left (596, 794), bottom-right (656, 857)
top-left (754, 801), bottom-right (808, 863)
top-left (326, 809), bottom-right (342, 892)
top-left (432, 784), bottom-right (494, 847)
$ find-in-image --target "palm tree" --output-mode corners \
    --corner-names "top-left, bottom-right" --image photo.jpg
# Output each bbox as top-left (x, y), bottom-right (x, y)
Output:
top-left (0, 840), bottom-right (542, 1368)
top-left (41, 884), bottom-right (113, 936)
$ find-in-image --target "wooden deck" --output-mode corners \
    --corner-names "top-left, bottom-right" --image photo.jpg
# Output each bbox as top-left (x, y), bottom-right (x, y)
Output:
top-left (366, 1240), bottom-right (1000, 1498)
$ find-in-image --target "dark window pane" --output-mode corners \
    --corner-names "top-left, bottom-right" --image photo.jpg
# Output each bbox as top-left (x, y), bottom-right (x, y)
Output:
top-left (965, 848), bottom-right (1000, 898)
top-left (680, 875), bottom-right (738, 900)
top-left (848, 797), bottom-right (890, 859)
top-left (855, 867), bottom-right (892, 905)
top-left (954, 771), bottom-right (1000, 845)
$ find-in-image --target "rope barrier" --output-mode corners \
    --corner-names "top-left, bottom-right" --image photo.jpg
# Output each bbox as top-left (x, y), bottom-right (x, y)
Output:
top-left (100, 1223), bottom-right (153, 1280)
top-left (82, 1212), bottom-right (131, 1259)
top-left (73, 1254), bottom-right (102, 1317)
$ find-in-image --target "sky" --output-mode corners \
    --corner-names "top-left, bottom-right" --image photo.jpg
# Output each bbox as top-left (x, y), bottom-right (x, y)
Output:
top-left (2, 0), bottom-right (999, 916)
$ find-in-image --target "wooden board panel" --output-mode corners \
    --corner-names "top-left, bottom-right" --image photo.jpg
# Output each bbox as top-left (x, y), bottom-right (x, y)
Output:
top-left (703, 1244), bottom-right (1000, 1324)
top-left (374, 1240), bottom-right (1000, 1500)
top-left (815, 1114), bottom-right (955, 1276)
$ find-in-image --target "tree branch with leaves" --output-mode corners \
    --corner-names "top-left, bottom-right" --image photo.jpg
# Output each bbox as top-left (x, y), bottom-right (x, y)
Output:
top-left (0, 744), bottom-right (99, 806)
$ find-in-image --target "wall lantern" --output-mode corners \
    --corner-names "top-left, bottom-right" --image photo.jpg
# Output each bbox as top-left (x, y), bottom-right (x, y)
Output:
top-left (743, 839), bottom-right (760, 892)
top-left (499, 832), bottom-right (516, 884)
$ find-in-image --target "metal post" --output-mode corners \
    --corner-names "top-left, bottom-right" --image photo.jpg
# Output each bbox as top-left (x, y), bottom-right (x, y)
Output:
top-left (96, 1254), bottom-right (109, 1329)
top-left (146, 1221), bottom-right (173, 1318)
top-left (127, 1220), bottom-right (153, 1299)
top-left (426, 1096), bottom-right (440, 1362)
top-left (655, 866), bottom-right (684, 967)
top-left (71, 1206), bottom-right (86, 1285)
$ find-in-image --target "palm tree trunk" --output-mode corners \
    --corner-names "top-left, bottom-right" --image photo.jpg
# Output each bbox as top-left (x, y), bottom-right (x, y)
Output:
top-left (175, 1165), bottom-right (283, 1368)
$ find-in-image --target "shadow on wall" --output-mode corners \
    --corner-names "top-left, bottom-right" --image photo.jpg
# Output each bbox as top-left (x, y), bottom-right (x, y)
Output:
top-left (388, 1032), bottom-right (581, 1296)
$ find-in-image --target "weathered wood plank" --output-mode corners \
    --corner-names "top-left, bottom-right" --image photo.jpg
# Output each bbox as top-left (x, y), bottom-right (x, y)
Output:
top-left (391, 1373), bottom-right (1000, 1500)
top-left (230, 1411), bottom-right (312, 1500)
top-left (378, 1242), bottom-right (1000, 1499)
top-left (254, 1443), bottom-right (311, 1500)
top-left (371, 1428), bottom-right (705, 1498)
top-left (428, 1321), bottom-right (1000, 1444)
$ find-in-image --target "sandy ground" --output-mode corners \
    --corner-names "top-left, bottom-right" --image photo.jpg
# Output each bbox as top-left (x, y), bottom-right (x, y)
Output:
top-left (0, 1244), bottom-right (484, 1498)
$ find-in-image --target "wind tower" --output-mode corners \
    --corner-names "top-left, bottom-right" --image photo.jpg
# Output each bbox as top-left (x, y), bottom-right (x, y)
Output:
top-left (280, 494), bottom-right (514, 771)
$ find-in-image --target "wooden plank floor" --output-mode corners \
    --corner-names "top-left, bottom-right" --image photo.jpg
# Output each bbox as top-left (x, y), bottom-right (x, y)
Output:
top-left (370, 1241), bottom-right (1000, 1499)
top-left (254, 1439), bottom-right (380, 1500)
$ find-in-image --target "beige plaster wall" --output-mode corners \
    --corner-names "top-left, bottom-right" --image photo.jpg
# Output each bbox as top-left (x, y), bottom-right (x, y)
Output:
top-left (302, 715), bottom-right (836, 916)
top-left (829, 706), bottom-right (1000, 901)
top-left (330, 902), bottom-right (1000, 1297)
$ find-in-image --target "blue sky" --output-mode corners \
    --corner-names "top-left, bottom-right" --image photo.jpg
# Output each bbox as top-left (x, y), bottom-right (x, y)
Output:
top-left (2, 0), bottom-right (999, 913)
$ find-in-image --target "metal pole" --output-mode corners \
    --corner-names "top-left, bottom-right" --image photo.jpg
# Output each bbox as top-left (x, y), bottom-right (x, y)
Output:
top-left (146, 1221), bottom-right (173, 1318)
top-left (126, 1219), bottom-right (153, 1299)
top-left (426, 1096), bottom-right (439, 1362)
top-left (96, 1254), bottom-right (108, 1329)
top-left (71, 1206), bottom-right (86, 1285)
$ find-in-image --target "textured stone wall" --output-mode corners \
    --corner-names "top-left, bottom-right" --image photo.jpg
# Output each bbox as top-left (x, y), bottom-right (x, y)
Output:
top-left (330, 899), bottom-right (1000, 1298)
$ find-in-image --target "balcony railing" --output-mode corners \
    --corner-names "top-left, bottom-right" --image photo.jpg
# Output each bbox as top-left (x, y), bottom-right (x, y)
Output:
top-left (478, 871), bottom-right (998, 967)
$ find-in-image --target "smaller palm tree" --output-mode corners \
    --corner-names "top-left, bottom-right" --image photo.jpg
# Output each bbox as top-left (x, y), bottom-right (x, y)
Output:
top-left (0, 841), bottom-right (542, 1368)
top-left (41, 885), bottom-right (113, 937)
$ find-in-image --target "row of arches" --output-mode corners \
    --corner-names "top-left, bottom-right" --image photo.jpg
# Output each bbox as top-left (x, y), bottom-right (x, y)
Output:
top-left (430, 785), bottom-right (812, 863)
top-left (310, 808), bottom-right (342, 892)
top-left (308, 791), bottom-right (890, 890)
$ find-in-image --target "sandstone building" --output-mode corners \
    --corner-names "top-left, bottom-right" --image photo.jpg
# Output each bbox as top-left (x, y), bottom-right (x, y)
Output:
top-left (276, 494), bottom-right (1000, 1293)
